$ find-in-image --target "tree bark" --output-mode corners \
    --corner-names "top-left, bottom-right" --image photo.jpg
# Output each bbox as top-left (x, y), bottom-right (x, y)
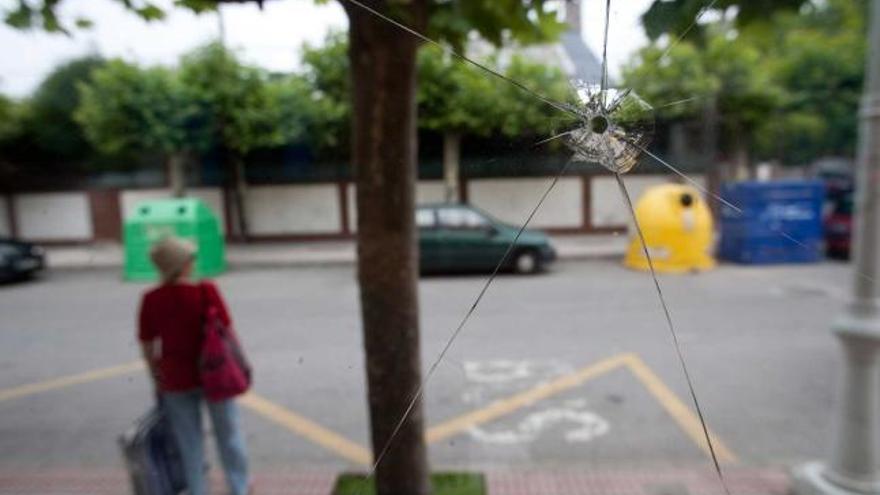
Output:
top-left (733, 130), bottom-right (752, 180)
top-left (230, 156), bottom-right (250, 240)
top-left (343, 2), bottom-right (430, 495)
top-left (443, 132), bottom-right (461, 203)
top-left (669, 122), bottom-right (688, 167)
top-left (701, 96), bottom-right (720, 215)
top-left (168, 152), bottom-right (187, 198)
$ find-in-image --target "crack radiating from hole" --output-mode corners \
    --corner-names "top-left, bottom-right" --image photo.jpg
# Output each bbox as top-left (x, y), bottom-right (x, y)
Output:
top-left (338, 2), bottom-right (735, 495)
top-left (658, 0), bottom-right (721, 63)
top-left (354, 159), bottom-right (576, 494)
top-left (565, 83), bottom-right (655, 174)
top-left (624, 138), bottom-right (742, 213)
top-left (601, 0), bottom-right (612, 99)
top-left (614, 172), bottom-right (731, 495)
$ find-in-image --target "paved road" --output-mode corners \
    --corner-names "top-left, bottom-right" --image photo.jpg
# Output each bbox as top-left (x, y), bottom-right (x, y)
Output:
top-left (0, 259), bottom-right (852, 475)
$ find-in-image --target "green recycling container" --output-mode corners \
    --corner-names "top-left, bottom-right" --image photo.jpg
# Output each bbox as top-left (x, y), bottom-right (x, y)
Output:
top-left (123, 198), bottom-right (226, 281)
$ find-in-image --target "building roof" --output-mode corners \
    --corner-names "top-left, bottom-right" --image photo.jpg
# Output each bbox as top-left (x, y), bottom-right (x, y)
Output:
top-left (559, 31), bottom-right (603, 84)
top-left (466, 2), bottom-right (603, 86)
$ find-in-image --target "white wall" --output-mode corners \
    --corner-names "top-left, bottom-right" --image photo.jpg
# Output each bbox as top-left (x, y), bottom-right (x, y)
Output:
top-left (121, 188), bottom-right (226, 233)
top-left (0, 197), bottom-right (10, 237)
top-left (591, 175), bottom-right (706, 228)
top-left (14, 192), bottom-right (93, 241)
top-left (347, 181), bottom-right (446, 232)
top-left (246, 184), bottom-right (341, 235)
top-left (467, 177), bottom-right (584, 229)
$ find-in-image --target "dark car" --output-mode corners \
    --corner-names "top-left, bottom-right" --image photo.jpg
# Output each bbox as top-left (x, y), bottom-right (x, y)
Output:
top-left (0, 239), bottom-right (46, 283)
top-left (825, 192), bottom-right (853, 259)
top-left (417, 204), bottom-right (556, 274)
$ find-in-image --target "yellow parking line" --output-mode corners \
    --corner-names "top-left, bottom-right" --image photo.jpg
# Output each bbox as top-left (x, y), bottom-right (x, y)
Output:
top-left (0, 362), bottom-right (371, 466)
top-left (0, 353), bottom-right (736, 467)
top-left (426, 353), bottom-right (629, 443)
top-left (239, 392), bottom-right (372, 466)
top-left (623, 354), bottom-right (738, 464)
top-left (0, 361), bottom-right (144, 403)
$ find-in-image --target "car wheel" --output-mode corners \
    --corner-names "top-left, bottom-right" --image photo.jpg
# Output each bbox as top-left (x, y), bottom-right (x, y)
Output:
top-left (513, 249), bottom-right (540, 274)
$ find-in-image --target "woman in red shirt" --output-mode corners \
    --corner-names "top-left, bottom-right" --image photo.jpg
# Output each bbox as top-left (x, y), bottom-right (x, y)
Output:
top-left (138, 236), bottom-right (250, 495)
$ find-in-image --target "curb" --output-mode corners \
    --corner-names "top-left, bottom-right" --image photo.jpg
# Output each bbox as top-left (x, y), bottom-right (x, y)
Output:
top-left (43, 237), bottom-right (629, 271)
top-left (45, 250), bottom-right (627, 271)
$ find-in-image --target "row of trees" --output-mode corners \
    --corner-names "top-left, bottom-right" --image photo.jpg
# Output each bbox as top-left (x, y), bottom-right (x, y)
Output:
top-left (0, 34), bottom-right (570, 235)
top-left (624, 0), bottom-right (867, 175)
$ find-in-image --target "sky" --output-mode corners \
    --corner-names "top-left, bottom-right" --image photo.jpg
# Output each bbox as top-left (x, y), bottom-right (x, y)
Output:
top-left (0, 0), bottom-right (654, 98)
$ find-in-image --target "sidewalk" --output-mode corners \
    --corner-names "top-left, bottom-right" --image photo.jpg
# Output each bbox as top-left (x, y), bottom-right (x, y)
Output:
top-left (44, 234), bottom-right (629, 270)
top-left (0, 465), bottom-right (789, 495)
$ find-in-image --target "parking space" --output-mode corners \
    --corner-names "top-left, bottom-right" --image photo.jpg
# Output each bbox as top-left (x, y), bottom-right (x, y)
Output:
top-left (0, 260), bottom-right (849, 472)
top-left (0, 347), bottom-right (733, 470)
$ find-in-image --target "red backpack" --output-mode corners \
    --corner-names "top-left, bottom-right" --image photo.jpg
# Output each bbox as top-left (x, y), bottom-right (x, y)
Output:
top-left (199, 284), bottom-right (252, 402)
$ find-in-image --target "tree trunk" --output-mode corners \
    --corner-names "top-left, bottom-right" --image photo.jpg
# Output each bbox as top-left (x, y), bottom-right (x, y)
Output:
top-left (443, 132), bottom-right (461, 203)
top-left (230, 156), bottom-right (250, 240)
top-left (343, 2), bottom-right (430, 495)
top-left (168, 152), bottom-right (187, 198)
top-left (701, 96), bottom-right (720, 215)
top-left (733, 130), bottom-right (752, 180)
top-left (669, 122), bottom-right (688, 167)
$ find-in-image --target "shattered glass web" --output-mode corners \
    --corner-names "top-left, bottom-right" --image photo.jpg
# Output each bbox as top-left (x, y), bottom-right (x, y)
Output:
top-left (564, 84), bottom-right (655, 173)
top-left (339, 0), bottom-right (734, 493)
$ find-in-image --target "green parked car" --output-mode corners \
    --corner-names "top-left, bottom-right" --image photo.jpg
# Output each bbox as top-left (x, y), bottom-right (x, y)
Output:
top-left (417, 204), bottom-right (556, 274)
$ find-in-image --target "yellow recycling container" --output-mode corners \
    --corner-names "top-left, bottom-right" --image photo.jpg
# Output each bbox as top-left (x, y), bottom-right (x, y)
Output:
top-left (623, 183), bottom-right (716, 273)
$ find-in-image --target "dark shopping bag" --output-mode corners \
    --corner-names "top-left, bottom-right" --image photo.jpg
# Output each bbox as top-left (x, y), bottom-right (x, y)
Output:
top-left (119, 404), bottom-right (187, 495)
top-left (200, 284), bottom-right (252, 402)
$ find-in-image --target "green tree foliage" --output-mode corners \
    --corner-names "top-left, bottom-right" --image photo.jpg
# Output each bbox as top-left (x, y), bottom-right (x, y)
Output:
top-left (26, 55), bottom-right (105, 163)
top-left (300, 31), bottom-right (351, 156)
top-left (417, 47), bottom-right (500, 138)
top-left (493, 54), bottom-right (573, 138)
top-left (74, 59), bottom-right (212, 195)
top-left (179, 43), bottom-right (302, 156)
top-left (301, 30), bottom-right (573, 164)
top-left (417, 47), bottom-right (572, 200)
top-left (752, 0), bottom-right (868, 163)
top-left (0, 95), bottom-right (25, 145)
top-left (74, 45), bottom-right (312, 205)
top-left (0, 95), bottom-right (29, 179)
top-left (75, 47), bottom-right (315, 166)
top-left (4, 0), bottom-right (162, 33)
top-left (4, 0), bottom-right (565, 51)
top-left (425, 0), bottom-right (565, 52)
top-left (623, 43), bottom-right (717, 120)
top-left (623, 25), bottom-right (781, 169)
top-left (626, 0), bottom-right (867, 166)
top-left (75, 60), bottom-right (209, 157)
top-left (641, 0), bottom-right (808, 41)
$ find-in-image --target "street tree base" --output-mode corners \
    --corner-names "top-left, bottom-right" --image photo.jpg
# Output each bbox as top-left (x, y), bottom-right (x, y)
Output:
top-left (793, 462), bottom-right (880, 495)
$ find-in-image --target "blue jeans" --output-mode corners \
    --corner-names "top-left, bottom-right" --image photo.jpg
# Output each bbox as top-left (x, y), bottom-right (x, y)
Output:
top-left (163, 390), bottom-right (249, 495)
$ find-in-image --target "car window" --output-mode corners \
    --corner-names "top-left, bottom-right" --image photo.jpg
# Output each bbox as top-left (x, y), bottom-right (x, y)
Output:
top-left (415, 209), bottom-right (436, 229)
top-left (437, 208), bottom-right (490, 230)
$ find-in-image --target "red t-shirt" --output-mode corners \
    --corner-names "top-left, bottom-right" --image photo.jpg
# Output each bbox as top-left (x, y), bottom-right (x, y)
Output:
top-left (138, 281), bottom-right (232, 392)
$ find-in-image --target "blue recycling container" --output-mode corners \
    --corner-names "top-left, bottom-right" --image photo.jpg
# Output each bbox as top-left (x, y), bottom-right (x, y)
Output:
top-left (718, 180), bottom-right (825, 264)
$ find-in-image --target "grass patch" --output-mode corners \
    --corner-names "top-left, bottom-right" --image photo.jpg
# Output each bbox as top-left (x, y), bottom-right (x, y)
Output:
top-left (333, 472), bottom-right (485, 495)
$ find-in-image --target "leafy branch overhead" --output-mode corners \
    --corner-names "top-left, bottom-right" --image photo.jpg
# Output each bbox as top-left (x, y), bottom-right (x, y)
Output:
top-left (641, 0), bottom-right (809, 41)
top-left (5, 0), bottom-right (565, 50)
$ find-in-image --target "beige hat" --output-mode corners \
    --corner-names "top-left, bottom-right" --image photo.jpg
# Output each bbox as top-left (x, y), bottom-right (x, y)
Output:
top-left (149, 236), bottom-right (196, 282)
